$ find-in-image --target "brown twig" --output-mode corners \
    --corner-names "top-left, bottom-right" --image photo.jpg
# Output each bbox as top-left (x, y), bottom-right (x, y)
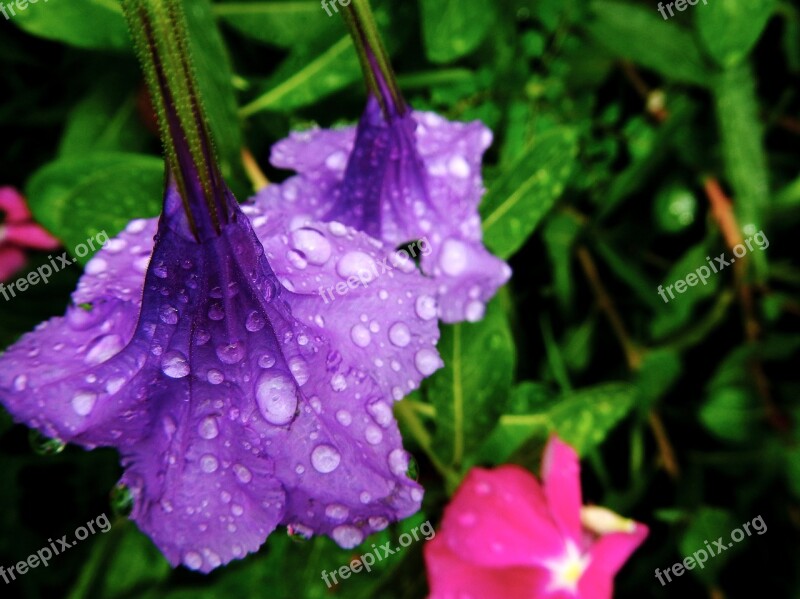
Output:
top-left (576, 246), bottom-right (681, 479)
top-left (703, 177), bottom-right (790, 431)
top-left (619, 61), bottom-right (669, 122)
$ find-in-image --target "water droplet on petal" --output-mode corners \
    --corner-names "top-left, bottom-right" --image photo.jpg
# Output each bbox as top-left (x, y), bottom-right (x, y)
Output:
top-left (245, 311), bottom-right (265, 332)
top-left (233, 464), bottom-right (252, 483)
top-left (216, 342), bottom-right (244, 365)
top-left (336, 410), bottom-right (352, 426)
top-left (368, 401), bottom-right (393, 427)
top-left (448, 155), bottom-right (471, 178)
top-left (72, 392), bottom-right (97, 416)
top-left (311, 445), bottom-right (341, 473)
top-left (360, 492), bottom-right (371, 504)
top-left (256, 353), bottom-right (275, 369)
top-left (336, 251), bottom-right (376, 278)
top-left (415, 295), bottom-right (437, 321)
top-left (162, 351), bottom-right (190, 378)
top-left (440, 239), bottom-right (469, 276)
top-left (13, 374), bottom-right (27, 391)
top-left (208, 304), bottom-right (225, 321)
top-left (291, 228), bottom-right (332, 265)
top-left (85, 334), bottom-right (125, 365)
top-left (160, 305), bottom-right (179, 324)
top-left (388, 449), bottom-right (409, 476)
top-left (330, 374), bottom-right (347, 391)
top-left (465, 300), bottom-right (485, 322)
top-left (194, 329), bottom-right (210, 346)
top-left (331, 525), bottom-right (363, 549)
top-left (365, 425), bottom-right (383, 445)
top-left (325, 504), bottom-right (349, 522)
top-left (350, 324), bottom-right (371, 348)
top-left (200, 454), bottom-right (219, 473)
top-left (369, 516), bottom-right (389, 531)
top-left (198, 417), bottom-right (219, 440)
top-left (389, 322), bottom-right (411, 347)
top-left (415, 348), bottom-right (441, 375)
top-left (255, 372), bottom-right (298, 425)
top-left (207, 369), bottom-right (224, 385)
top-left (184, 551), bottom-right (203, 571)
top-left (284, 357), bottom-right (307, 386)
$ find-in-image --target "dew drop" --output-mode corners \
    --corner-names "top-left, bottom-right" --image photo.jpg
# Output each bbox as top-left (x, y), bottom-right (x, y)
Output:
top-left (198, 417), bottom-right (219, 440)
top-left (207, 369), bottom-right (224, 385)
top-left (289, 357), bottom-right (309, 385)
top-left (311, 444), bottom-right (341, 473)
top-left (388, 449), bottom-right (409, 476)
top-left (184, 551), bottom-right (203, 571)
top-left (330, 374), bottom-right (347, 391)
top-left (325, 504), bottom-right (349, 522)
top-left (440, 239), bottom-right (469, 276)
top-left (415, 348), bottom-right (441, 376)
top-left (415, 295), bottom-right (437, 321)
top-left (336, 410), bottom-right (352, 426)
top-left (258, 353), bottom-right (276, 369)
top-left (255, 372), bottom-right (298, 425)
top-left (291, 228), bottom-right (332, 265)
top-left (365, 425), bottom-right (383, 445)
top-left (162, 351), bottom-right (190, 378)
top-left (245, 311), bottom-right (265, 332)
top-left (160, 305), bottom-right (179, 325)
top-left (389, 322), bottom-right (411, 347)
top-left (72, 392), bottom-right (97, 416)
top-left (233, 464), bottom-right (252, 483)
top-left (350, 324), bottom-right (371, 348)
top-left (331, 525), bottom-right (363, 549)
top-left (216, 342), bottom-right (244, 365)
top-left (336, 251), bottom-right (376, 278)
top-left (200, 454), bottom-right (219, 473)
top-left (84, 334), bottom-right (124, 365)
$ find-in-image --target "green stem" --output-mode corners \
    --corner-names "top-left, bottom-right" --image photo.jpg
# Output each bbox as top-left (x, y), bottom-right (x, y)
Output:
top-left (121, 0), bottom-right (224, 238)
top-left (342, 0), bottom-right (406, 118)
top-left (395, 399), bottom-right (460, 489)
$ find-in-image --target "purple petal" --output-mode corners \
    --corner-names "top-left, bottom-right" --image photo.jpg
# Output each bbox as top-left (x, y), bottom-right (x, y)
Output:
top-left (256, 99), bottom-right (511, 323)
top-left (0, 181), bottom-right (429, 571)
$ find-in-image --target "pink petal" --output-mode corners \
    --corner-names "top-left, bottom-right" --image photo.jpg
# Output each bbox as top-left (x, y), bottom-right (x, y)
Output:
top-left (0, 245), bottom-right (27, 282)
top-left (542, 436), bottom-right (584, 543)
top-left (425, 533), bottom-right (551, 599)
top-left (0, 187), bottom-right (31, 223)
top-left (4, 223), bottom-right (61, 250)
top-left (588, 522), bottom-right (649, 577)
top-left (440, 466), bottom-right (564, 567)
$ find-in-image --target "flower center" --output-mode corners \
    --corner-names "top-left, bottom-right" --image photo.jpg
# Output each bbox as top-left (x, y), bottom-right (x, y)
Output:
top-left (546, 542), bottom-right (590, 594)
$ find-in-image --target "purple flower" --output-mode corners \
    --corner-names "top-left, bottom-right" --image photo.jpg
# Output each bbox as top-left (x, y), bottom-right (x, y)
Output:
top-left (254, 96), bottom-right (511, 323)
top-left (0, 170), bottom-right (441, 571)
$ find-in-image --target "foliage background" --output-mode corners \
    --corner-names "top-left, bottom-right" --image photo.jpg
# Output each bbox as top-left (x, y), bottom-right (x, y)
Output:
top-left (1, 0), bottom-right (799, 597)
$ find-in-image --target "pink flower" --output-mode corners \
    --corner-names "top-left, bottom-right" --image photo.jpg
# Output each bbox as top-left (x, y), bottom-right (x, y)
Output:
top-left (0, 187), bottom-right (60, 282)
top-left (424, 437), bottom-right (648, 599)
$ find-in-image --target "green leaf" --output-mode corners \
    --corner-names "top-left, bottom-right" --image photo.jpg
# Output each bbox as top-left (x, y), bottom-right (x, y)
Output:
top-left (184, 0), bottom-right (245, 188)
top-left (699, 386), bottom-right (761, 443)
top-left (12, 0), bottom-right (130, 50)
top-left (240, 35), bottom-right (361, 115)
top-left (542, 211), bottom-right (582, 310)
top-left (713, 62), bottom-right (770, 279)
top-left (67, 520), bottom-right (169, 599)
top-left (418, 0), bottom-right (495, 63)
top-left (696, 0), bottom-right (778, 67)
top-left (215, 1), bottom-right (333, 48)
top-left (635, 349), bottom-right (682, 408)
top-left (473, 383), bottom-right (635, 464)
top-left (587, 1), bottom-right (712, 85)
top-left (678, 507), bottom-right (737, 584)
top-left (548, 383), bottom-right (635, 455)
top-left (426, 298), bottom-right (515, 467)
top-left (58, 67), bottom-right (152, 157)
top-left (481, 128), bottom-right (578, 259)
top-left (26, 153), bottom-right (163, 264)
